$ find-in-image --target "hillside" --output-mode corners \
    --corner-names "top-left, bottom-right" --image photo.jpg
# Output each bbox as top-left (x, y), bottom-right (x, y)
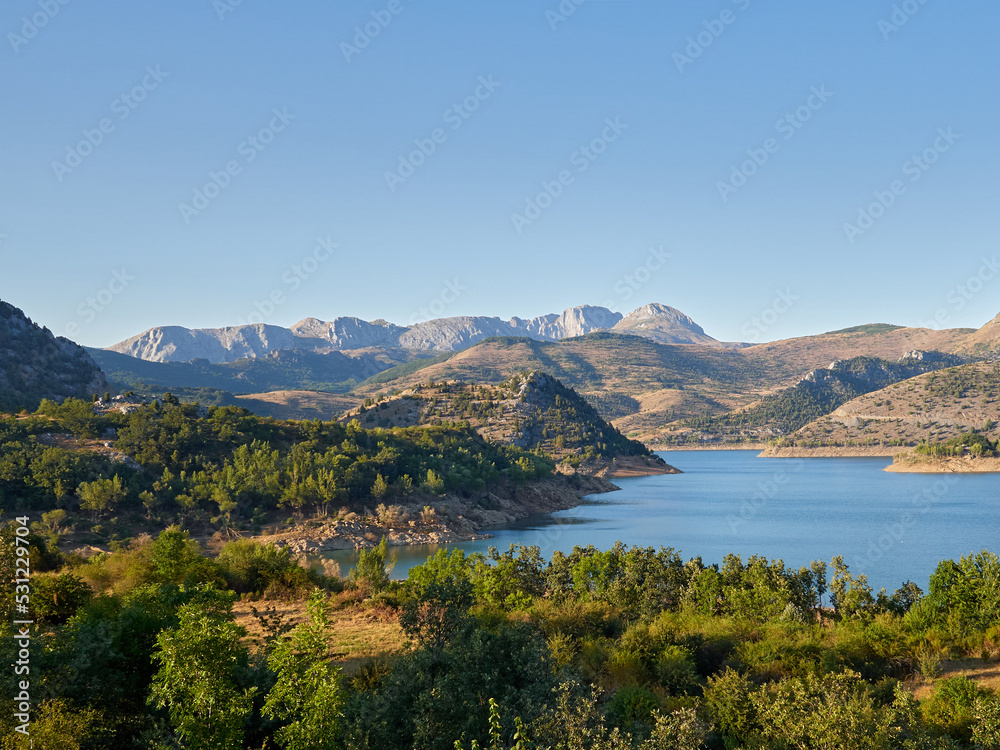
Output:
top-left (234, 390), bottom-right (361, 420)
top-left (343, 370), bottom-right (676, 474)
top-left (89, 346), bottom-right (420, 395)
top-left (771, 361), bottom-right (1000, 451)
top-left (0, 300), bottom-right (108, 412)
top-left (676, 352), bottom-right (965, 445)
top-left (957, 311), bottom-right (1000, 355)
top-left (349, 325), bottom-right (980, 444)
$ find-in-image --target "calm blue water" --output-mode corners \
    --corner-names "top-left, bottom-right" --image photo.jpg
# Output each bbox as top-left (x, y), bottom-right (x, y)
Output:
top-left (329, 451), bottom-right (999, 593)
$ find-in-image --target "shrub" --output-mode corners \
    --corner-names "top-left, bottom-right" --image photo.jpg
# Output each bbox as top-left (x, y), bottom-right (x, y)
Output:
top-left (216, 539), bottom-right (310, 596)
top-left (923, 676), bottom-right (994, 741)
top-left (31, 573), bottom-right (93, 624)
top-left (608, 685), bottom-right (659, 735)
top-left (350, 537), bottom-right (394, 595)
top-left (655, 644), bottom-right (700, 695)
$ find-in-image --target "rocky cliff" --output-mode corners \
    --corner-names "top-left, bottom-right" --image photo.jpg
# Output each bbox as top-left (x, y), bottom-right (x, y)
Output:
top-left (0, 300), bottom-right (108, 412)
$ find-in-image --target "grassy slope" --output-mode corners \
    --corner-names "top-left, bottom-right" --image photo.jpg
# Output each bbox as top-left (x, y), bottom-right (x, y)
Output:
top-left (784, 362), bottom-right (1000, 448)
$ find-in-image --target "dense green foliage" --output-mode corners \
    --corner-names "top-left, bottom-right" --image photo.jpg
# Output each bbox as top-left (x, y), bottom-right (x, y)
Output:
top-left (0, 398), bottom-right (552, 538)
top-left (3, 529), bottom-right (1000, 749)
top-left (914, 431), bottom-right (1000, 459)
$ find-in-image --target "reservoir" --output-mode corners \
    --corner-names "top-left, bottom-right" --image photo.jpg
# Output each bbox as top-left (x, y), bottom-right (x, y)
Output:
top-left (329, 450), bottom-right (999, 594)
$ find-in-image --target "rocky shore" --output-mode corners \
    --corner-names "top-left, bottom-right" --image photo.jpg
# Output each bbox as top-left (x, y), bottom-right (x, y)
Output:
top-left (885, 455), bottom-right (1000, 474)
top-left (758, 446), bottom-right (908, 458)
top-left (251, 473), bottom-right (625, 556)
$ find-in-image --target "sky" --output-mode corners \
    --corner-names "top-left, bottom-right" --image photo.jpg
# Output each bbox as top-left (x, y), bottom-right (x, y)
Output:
top-left (2, 0), bottom-right (998, 348)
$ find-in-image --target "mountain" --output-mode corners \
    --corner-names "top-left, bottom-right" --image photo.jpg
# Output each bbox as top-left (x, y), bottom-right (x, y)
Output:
top-left (778, 361), bottom-right (1000, 451)
top-left (108, 323), bottom-right (330, 364)
top-left (610, 303), bottom-right (719, 345)
top-left (105, 303), bottom-right (703, 363)
top-left (0, 300), bottom-right (108, 412)
top-left (957, 312), bottom-right (1000, 355)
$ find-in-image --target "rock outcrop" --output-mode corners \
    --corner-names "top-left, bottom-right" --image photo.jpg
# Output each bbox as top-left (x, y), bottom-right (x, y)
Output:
top-left (0, 300), bottom-right (109, 412)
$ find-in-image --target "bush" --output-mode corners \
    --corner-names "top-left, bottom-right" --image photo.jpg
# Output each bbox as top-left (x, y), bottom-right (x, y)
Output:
top-left (655, 644), bottom-right (700, 695)
top-left (31, 573), bottom-right (93, 624)
top-left (350, 537), bottom-right (394, 595)
top-left (923, 676), bottom-right (994, 742)
top-left (608, 684), bottom-right (659, 735)
top-left (216, 539), bottom-right (312, 597)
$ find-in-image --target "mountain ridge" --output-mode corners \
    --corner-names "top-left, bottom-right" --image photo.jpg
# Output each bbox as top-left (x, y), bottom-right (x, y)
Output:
top-left (106, 303), bottom-right (719, 363)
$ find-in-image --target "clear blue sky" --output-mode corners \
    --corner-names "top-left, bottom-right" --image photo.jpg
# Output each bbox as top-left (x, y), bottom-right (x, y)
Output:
top-left (3, 0), bottom-right (998, 347)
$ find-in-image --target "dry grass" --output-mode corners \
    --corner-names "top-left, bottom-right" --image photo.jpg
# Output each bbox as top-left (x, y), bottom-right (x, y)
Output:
top-left (234, 390), bottom-right (361, 421)
top-left (909, 658), bottom-right (1000, 701)
top-left (232, 593), bottom-right (408, 675)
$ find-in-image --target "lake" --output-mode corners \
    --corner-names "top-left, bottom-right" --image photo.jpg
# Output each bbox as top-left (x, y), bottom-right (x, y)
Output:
top-left (327, 450), bottom-right (999, 593)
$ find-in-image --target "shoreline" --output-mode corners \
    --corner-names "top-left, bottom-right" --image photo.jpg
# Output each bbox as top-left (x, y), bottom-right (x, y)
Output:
top-left (757, 446), bottom-right (908, 458)
top-left (250, 458), bottom-right (680, 556)
top-left (651, 443), bottom-right (766, 452)
top-left (886, 455), bottom-right (1000, 474)
top-left (252, 474), bottom-right (619, 556)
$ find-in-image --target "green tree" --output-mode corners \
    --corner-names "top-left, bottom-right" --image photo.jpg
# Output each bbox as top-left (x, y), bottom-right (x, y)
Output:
top-left (149, 602), bottom-right (256, 750)
top-left (263, 590), bottom-right (343, 750)
top-left (372, 472), bottom-right (389, 500)
top-left (77, 475), bottom-right (124, 519)
top-left (351, 537), bottom-right (395, 595)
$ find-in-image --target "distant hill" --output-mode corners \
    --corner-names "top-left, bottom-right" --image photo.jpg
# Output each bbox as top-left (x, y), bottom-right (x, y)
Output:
top-left (343, 370), bottom-right (673, 472)
top-left (0, 300), bottom-right (108, 412)
top-left (233, 390), bottom-right (361, 421)
top-left (956, 312), bottom-right (1000, 355)
top-left (678, 351), bottom-right (965, 444)
top-left (779, 361), bottom-right (1000, 450)
top-left (105, 303), bottom-right (721, 364)
top-left (88, 346), bottom-right (423, 395)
